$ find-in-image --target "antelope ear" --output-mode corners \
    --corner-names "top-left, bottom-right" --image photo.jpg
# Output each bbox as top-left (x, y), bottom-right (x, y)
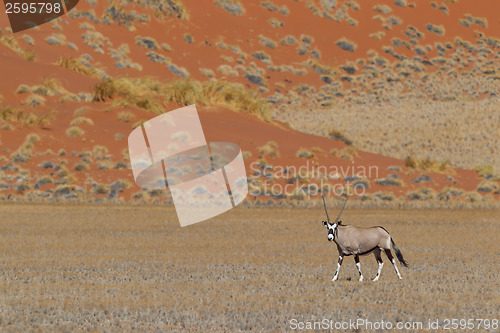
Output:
top-left (322, 221), bottom-right (328, 226)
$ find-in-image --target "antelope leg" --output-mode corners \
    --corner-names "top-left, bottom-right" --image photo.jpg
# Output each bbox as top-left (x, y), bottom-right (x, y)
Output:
top-left (354, 254), bottom-right (363, 281)
top-left (332, 254), bottom-right (343, 281)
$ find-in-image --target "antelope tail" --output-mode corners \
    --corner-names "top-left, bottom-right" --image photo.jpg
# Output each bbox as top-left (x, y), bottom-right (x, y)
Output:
top-left (391, 238), bottom-right (409, 268)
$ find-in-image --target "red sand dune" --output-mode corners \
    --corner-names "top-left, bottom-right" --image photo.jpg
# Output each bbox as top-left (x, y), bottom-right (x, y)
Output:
top-left (0, 0), bottom-right (498, 203)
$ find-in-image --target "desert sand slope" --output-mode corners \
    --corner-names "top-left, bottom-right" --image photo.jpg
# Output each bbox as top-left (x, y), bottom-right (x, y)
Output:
top-left (0, 0), bottom-right (499, 205)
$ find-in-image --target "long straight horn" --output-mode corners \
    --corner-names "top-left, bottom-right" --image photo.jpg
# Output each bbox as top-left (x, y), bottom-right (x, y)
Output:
top-left (322, 195), bottom-right (331, 223)
top-left (333, 195), bottom-right (350, 224)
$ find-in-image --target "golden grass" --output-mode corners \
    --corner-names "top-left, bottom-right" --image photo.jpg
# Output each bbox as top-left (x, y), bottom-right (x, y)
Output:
top-left (66, 126), bottom-right (85, 138)
top-left (0, 31), bottom-right (36, 61)
top-left (117, 111), bottom-right (135, 122)
top-left (257, 141), bottom-right (279, 158)
top-left (0, 206), bottom-right (497, 331)
top-left (475, 165), bottom-right (495, 178)
top-left (70, 117), bottom-right (94, 126)
top-left (92, 77), bottom-right (269, 120)
top-left (405, 156), bottom-right (451, 173)
top-left (56, 57), bottom-right (103, 78)
top-left (340, 147), bottom-right (358, 160)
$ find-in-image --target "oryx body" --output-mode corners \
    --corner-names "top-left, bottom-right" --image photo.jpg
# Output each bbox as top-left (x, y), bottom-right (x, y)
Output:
top-left (320, 195), bottom-right (408, 281)
top-left (323, 221), bottom-right (409, 281)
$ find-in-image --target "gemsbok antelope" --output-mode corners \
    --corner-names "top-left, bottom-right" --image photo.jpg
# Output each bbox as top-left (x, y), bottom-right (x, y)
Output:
top-left (321, 196), bottom-right (409, 281)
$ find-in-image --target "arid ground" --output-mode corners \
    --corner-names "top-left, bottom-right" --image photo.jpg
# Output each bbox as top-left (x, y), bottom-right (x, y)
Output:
top-left (0, 204), bottom-right (498, 332)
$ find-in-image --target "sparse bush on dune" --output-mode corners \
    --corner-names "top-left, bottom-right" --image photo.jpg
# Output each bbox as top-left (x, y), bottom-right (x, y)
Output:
top-left (118, 111), bottom-right (135, 123)
top-left (267, 17), bottom-right (283, 29)
top-left (474, 165), bottom-right (495, 178)
top-left (353, 178), bottom-right (370, 190)
top-left (163, 79), bottom-right (204, 105)
top-left (406, 187), bottom-right (436, 200)
top-left (25, 95), bottom-right (45, 108)
top-left (373, 4), bottom-right (391, 14)
top-left (93, 183), bottom-right (110, 195)
top-left (425, 23), bottom-right (446, 36)
top-left (92, 79), bottom-right (116, 102)
top-left (16, 85), bottom-right (30, 94)
top-left (346, 18), bottom-right (358, 26)
top-left (11, 111), bottom-right (54, 128)
top-left (258, 35), bottom-right (278, 49)
top-left (93, 145), bottom-right (109, 160)
top-left (340, 147), bottom-right (357, 160)
top-left (329, 129), bottom-right (352, 145)
top-left (161, 42), bottom-right (172, 51)
top-left (260, 1), bottom-right (279, 12)
top-left (438, 187), bottom-right (463, 200)
top-left (375, 175), bottom-right (404, 186)
top-left (167, 63), bottom-right (190, 78)
top-left (405, 156), bottom-right (450, 173)
top-left (300, 34), bottom-right (314, 44)
top-left (70, 117), bottom-right (94, 126)
top-left (217, 64), bottom-right (238, 76)
top-left (0, 105), bottom-right (16, 121)
top-left (394, 0), bottom-right (407, 7)
top-left (111, 0), bottom-right (188, 20)
top-left (244, 73), bottom-right (266, 86)
top-left (199, 68), bottom-right (215, 78)
top-left (34, 175), bottom-right (53, 188)
top-left (460, 14), bottom-right (488, 29)
top-left (215, 41), bottom-right (227, 49)
top-left (280, 35), bottom-right (297, 46)
top-left (388, 15), bottom-right (402, 25)
top-left (242, 151), bottom-right (252, 160)
top-left (374, 191), bottom-right (396, 201)
top-left (257, 141), bottom-right (279, 158)
top-left (90, 77), bottom-right (261, 120)
top-left (464, 191), bottom-right (483, 203)
top-left (10, 134), bottom-right (40, 163)
top-left (66, 126), bottom-right (85, 138)
top-left (74, 163), bottom-right (88, 171)
top-left (56, 57), bottom-right (104, 79)
top-left (214, 0), bottom-right (245, 15)
top-left (279, 5), bottom-right (290, 15)
top-left (345, 0), bottom-right (360, 10)
top-left (477, 181), bottom-right (499, 193)
top-left (336, 38), bottom-right (357, 52)
top-left (135, 36), bottom-right (159, 50)
top-left (251, 50), bottom-right (271, 62)
top-left (369, 31), bottom-right (386, 40)
top-left (183, 33), bottom-right (194, 44)
top-left (73, 107), bottom-right (88, 117)
top-left (201, 80), bottom-right (270, 119)
top-left (54, 184), bottom-right (82, 197)
top-left (0, 31), bottom-right (37, 61)
top-left (296, 148), bottom-right (315, 159)
top-left (45, 33), bottom-right (66, 46)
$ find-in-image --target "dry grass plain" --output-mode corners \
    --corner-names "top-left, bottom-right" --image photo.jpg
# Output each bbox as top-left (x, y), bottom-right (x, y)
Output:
top-left (274, 97), bottom-right (500, 171)
top-left (0, 205), bottom-right (498, 332)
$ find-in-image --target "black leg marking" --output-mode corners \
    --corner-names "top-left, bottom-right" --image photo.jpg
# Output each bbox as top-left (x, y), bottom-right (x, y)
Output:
top-left (354, 254), bottom-right (363, 281)
top-left (374, 248), bottom-right (383, 264)
top-left (384, 249), bottom-right (394, 262)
